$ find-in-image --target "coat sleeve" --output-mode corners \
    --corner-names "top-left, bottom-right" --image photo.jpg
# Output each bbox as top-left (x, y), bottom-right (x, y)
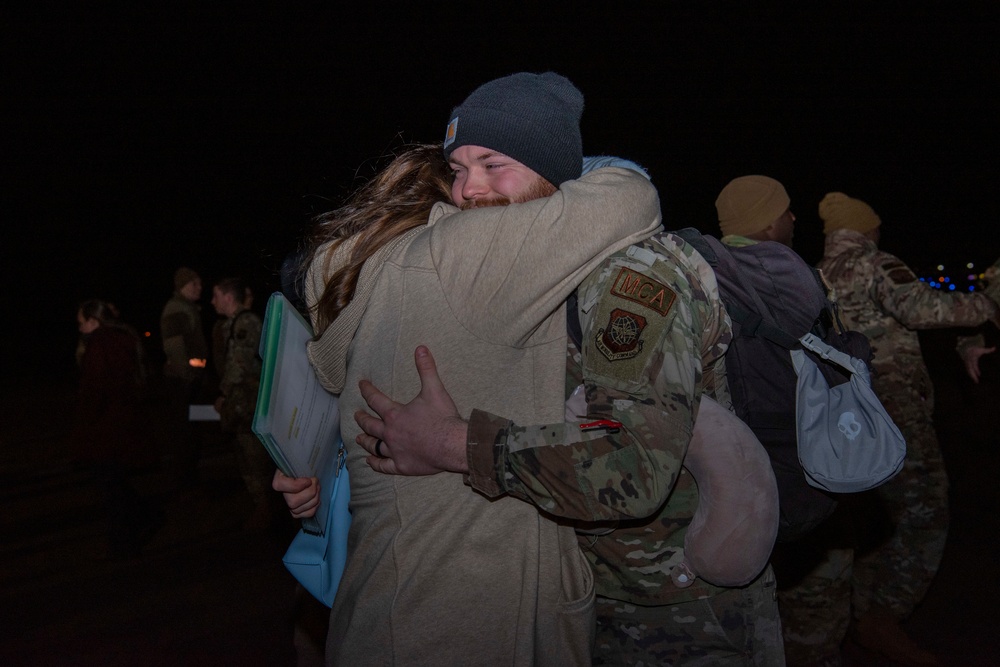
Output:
top-left (430, 168), bottom-right (662, 346)
top-left (463, 247), bottom-right (726, 523)
top-left (872, 251), bottom-right (998, 330)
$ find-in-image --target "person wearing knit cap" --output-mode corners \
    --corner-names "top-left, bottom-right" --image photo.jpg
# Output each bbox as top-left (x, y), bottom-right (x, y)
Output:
top-left (274, 75), bottom-right (664, 665)
top-left (348, 108), bottom-right (786, 662)
top-left (443, 71), bottom-right (583, 205)
top-left (715, 174), bottom-right (796, 247)
top-left (819, 191), bottom-right (882, 238)
top-left (785, 192), bottom-right (1000, 666)
top-left (159, 266), bottom-right (208, 492)
top-left (278, 73), bottom-right (785, 664)
top-left (173, 266), bottom-right (200, 293)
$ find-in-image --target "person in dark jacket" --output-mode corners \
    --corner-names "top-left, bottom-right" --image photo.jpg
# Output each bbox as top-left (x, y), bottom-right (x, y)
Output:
top-left (73, 299), bottom-right (162, 559)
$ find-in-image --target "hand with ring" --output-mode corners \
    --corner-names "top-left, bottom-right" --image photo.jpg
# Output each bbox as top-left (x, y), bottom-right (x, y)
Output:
top-left (355, 345), bottom-right (470, 476)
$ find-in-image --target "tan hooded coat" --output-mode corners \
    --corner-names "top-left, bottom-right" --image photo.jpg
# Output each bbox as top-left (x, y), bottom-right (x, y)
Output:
top-left (305, 167), bottom-right (661, 666)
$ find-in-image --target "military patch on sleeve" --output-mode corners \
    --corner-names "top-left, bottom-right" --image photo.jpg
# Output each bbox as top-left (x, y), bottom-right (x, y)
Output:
top-left (887, 267), bottom-right (917, 284)
top-left (881, 257), bottom-right (916, 284)
top-left (610, 267), bottom-right (677, 316)
top-left (596, 308), bottom-right (647, 361)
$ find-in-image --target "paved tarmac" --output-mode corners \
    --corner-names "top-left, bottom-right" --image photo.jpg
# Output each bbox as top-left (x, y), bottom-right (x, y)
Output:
top-left (1, 330), bottom-right (997, 666)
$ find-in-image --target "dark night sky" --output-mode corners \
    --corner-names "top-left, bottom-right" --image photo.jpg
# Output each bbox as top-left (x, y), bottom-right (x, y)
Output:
top-left (4, 3), bottom-right (998, 376)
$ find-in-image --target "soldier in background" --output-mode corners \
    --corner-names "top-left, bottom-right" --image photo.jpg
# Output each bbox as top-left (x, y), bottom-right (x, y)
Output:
top-left (957, 257), bottom-right (1000, 383)
top-left (787, 192), bottom-right (1000, 666)
top-left (160, 266), bottom-right (209, 492)
top-left (211, 276), bottom-right (274, 531)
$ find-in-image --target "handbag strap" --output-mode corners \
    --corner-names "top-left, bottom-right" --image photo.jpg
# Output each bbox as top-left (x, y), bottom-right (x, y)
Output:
top-left (798, 333), bottom-right (857, 375)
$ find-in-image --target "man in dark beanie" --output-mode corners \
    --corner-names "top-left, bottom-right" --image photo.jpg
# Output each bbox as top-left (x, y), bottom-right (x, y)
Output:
top-left (443, 71), bottom-right (583, 206)
top-left (329, 78), bottom-right (787, 663)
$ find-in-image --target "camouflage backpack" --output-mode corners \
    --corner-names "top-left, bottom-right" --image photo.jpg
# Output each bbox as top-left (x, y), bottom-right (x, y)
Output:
top-left (676, 229), bottom-right (902, 542)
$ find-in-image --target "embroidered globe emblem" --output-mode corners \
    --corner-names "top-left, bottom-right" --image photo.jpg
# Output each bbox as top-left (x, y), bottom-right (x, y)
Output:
top-left (609, 314), bottom-right (639, 346)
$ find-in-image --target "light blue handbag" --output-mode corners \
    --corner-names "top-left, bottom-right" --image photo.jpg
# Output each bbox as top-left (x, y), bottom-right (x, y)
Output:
top-left (792, 333), bottom-right (906, 493)
top-left (282, 441), bottom-right (351, 607)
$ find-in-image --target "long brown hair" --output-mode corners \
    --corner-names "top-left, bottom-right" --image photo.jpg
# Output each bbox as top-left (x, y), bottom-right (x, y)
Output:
top-left (303, 143), bottom-right (451, 333)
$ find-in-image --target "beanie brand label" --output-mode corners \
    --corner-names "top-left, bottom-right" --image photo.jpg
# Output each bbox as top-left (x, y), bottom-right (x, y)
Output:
top-left (444, 117), bottom-right (458, 149)
top-left (610, 267), bottom-right (676, 317)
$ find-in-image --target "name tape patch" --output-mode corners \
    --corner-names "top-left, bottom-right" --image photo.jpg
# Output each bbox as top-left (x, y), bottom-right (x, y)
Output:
top-left (610, 267), bottom-right (676, 316)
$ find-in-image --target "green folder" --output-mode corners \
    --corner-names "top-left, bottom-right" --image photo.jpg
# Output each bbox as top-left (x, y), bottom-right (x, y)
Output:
top-left (252, 292), bottom-right (341, 535)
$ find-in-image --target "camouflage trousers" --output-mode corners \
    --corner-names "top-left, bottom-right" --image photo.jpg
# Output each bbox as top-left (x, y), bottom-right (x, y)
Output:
top-left (235, 431), bottom-right (275, 509)
top-left (776, 416), bottom-right (949, 665)
top-left (593, 566), bottom-right (784, 666)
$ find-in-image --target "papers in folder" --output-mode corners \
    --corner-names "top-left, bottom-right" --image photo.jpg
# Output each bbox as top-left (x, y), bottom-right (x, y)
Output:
top-left (252, 292), bottom-right (341, 535)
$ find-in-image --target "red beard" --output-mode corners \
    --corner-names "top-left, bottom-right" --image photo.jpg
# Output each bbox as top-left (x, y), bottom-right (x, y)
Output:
top-left (459, 177), bottom-right (556, 210)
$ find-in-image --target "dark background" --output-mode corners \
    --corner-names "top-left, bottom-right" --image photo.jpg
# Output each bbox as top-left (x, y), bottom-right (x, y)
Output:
top-left (3, 5), bottom-right (1000, 664)
top-left (4, 3), bottom-right (998, 376)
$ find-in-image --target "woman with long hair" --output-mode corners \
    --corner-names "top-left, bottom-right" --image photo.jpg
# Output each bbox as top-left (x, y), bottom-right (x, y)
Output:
top-left (277, 132), bottom-right (660, 664)
top-left (300, 142), bottom-right (451, 334)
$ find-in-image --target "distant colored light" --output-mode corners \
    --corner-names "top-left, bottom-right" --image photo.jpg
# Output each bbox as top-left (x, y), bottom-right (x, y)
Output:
top-left (967, 262), bottom-right (975, 269)
top-left (938, 276), bottom-right (945, 282)
top-left (937, 264), bottom-right (945, 271)
top-left (948, 284), bottom-right (956, 291)
top-left (944, 277), bottom-right (950, 283)
top-left (144, 331), bottom-right (151, 337)
top-left (969, 286), bottom-right (976, 292)
top-left (968, 274), bottom-right (976, 281)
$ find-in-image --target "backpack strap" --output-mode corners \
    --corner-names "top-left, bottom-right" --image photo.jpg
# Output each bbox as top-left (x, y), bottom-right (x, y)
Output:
top-left (566, 290), bottom-right (583, 351)
top-left (697, 234), bottom-right (804, 351)
top-left (798, 332), bottom-right (861, 377)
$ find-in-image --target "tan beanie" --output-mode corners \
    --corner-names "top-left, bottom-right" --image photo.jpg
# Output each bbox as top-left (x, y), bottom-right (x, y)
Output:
top-left (174, 266), bottom-right (200, 291)
top-left (818, 192), bottom-right (881, 234)
top-left (715, 175), bottom-right (791, 237)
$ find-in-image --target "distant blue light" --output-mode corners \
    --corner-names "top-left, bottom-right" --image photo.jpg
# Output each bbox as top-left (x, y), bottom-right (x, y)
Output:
top-left (948, 284), bottom-right (956, 291)
top-left (969, 286), bottom-right (976, 292)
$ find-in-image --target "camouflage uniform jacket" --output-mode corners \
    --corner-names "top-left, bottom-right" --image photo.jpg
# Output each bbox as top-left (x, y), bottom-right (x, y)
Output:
top-left (160, 293), bottom-right (208, 381)
top-left (957, 257), bottom-right (1000, 354)
top-left (219, 308), bottom-right (262, 430)
top-left (466, 231), bottom-right (734, 605)
top-left (818, 229), bottom-right (997, 413)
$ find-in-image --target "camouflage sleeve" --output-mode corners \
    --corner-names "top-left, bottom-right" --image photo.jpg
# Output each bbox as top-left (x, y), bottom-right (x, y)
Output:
top-left (873, 252), bottom-right (998, 330)
top-left (220, 312), bottom-right (262, 395)
top-left (464, 242), bottom-right (716, 524)
top-left (956, 332), bottom-right (986, 356)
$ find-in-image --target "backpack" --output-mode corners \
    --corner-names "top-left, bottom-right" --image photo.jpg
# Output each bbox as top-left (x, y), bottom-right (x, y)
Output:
top-left (675, 229), bottom-right (905, 542)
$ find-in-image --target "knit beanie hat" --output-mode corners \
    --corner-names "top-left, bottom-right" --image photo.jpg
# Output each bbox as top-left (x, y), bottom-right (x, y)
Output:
top-left (715, 175), bottom-right (791, 237)
top-left (819, 192), bottom-right (881, 234)
top-left (443, 72), bottom-right (584, 187)
top-left (174, 266), bottom-right (200, 291)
